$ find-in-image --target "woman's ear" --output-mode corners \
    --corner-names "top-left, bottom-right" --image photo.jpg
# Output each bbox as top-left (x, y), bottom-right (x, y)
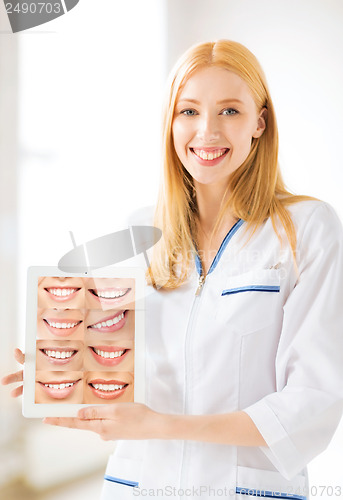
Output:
top-left (252, 107), bottom-right (267, 138)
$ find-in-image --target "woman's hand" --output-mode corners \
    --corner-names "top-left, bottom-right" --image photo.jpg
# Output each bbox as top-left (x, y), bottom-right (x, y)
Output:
top-left (44, 403), bottom-right (166, 441)
top-left (1, 348), bottom-right (25, 397)
top-left (43, 403), bottom-right (267, 446)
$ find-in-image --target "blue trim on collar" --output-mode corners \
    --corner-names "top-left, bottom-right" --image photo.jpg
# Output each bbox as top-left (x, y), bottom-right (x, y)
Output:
top-left (195, 218), bottom-right (244, 277)
top-left (104, 474), bottom-right (139, 487)
top-left (236, 487), bottom-right (306, 500)
top-left (195, 252), bottom-right (202, 275)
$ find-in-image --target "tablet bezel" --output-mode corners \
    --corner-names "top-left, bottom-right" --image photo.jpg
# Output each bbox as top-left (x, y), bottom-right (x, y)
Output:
top-left (23, 266), bottom-right (145, 417)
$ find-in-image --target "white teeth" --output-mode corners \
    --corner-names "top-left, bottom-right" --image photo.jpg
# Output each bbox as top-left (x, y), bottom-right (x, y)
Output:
top-left (91, 383), bottom-right (125, 391)
top-left (46, 319), bottom-right (79, 329)
top-left (90, 313), bottom-right (124, 329)
top-left (193, 149), bottom-right (227, 160)
top-left (47, 288), bottom-right (78, 297)
top-left (43, 349), bottom-right (75, 359)
top-left (94, 348), bottom-right (125, 359)
top-left (44, 382), bottom-right (75, 389)
top-left (95, 289), bottom-right (127, 299)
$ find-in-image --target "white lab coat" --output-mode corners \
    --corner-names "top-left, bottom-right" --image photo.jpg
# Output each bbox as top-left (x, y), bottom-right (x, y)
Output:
top-left (101, 200), bottom-right (343, 500)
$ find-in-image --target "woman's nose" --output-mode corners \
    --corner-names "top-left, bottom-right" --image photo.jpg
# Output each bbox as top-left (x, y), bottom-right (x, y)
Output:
top-left (196, 114), bottom-right (220, 142)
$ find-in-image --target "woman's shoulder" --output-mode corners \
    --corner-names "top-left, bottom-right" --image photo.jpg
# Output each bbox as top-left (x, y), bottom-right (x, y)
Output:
top-left (286, 198), bottom-right (343, 245)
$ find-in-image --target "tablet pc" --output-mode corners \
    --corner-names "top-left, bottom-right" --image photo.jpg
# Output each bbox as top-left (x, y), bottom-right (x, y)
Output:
top-left (23, 266), bottom-right (145, 417)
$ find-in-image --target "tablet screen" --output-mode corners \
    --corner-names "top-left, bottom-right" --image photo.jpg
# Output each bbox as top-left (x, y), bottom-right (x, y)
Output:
top-left (24, 267), bottom-right (145, 416)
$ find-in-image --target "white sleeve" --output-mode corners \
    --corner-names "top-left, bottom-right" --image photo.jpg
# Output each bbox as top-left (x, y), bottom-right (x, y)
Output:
top-left (243, 202), bottom-right (343, 480)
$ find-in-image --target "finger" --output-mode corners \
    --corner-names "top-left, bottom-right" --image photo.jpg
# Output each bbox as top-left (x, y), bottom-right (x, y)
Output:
top-left (14, 349), bottom-right (25, 365)
top-left (43, 417), bottom-right (105, 433)
top-left (77, 404), bottom-right (123, 420)
top-left (1, 370), bottom-right (23, 385)
top-left (11, 385), bottom-right (23, 398)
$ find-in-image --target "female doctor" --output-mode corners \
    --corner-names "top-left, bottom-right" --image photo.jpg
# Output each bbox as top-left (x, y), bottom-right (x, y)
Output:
top-left (3, 40), bottom-right (343, 499)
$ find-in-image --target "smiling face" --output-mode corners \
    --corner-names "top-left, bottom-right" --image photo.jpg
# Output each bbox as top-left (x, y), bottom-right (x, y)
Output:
top-left (37, 308), bottom-right (85, 340)
top-left (38, 277), bottom-right (85, 309)
top-left (172, 66), bottom-right (266, 190)
top-left (85, 278), bottom-right (135, 310)
top-left (83, 371), bottom-right (134, 403)
top-left (84, 340), bottom-right (134, 371)
top-left (35, 371), bottom-right (83, 403)
top-left (84, 309), bottom-right (135, 343)
top-left (36, 340), bottom-right (84, 371)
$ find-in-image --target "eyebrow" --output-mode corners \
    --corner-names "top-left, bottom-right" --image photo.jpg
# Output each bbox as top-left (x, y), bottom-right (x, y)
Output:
top-left (177, 98), bottom-right (244, 105)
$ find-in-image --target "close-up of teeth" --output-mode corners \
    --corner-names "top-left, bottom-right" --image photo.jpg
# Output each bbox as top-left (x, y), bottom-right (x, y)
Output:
top-left (46, 288), bottom-right (78, 297)
top-left (45, 320), bottom-right (80, 329)
top-left (42, 349), bottom-right (75, 359)
top-left (93, 348), bottom-right (125, 359)
top-left (94, 290), bottom-right (127, 299)
top-left (90, 383), bottom-right (125, 391)
top-left (193, 148), bottom-right (227, 160)
top-left (43, 382), bottom-right (75, 389)
top-left (90, 312), bottom-right (124, 329)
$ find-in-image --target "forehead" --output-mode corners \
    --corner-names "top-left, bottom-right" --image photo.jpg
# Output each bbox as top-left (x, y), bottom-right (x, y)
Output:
top-left (177, 65), bottom-right (254, 104)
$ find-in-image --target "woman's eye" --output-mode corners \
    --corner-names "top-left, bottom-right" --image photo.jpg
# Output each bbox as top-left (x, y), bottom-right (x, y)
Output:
top-left (180, 109), bottom-right (197, 116)
top-left (221, 108), bottom-right (238, 116)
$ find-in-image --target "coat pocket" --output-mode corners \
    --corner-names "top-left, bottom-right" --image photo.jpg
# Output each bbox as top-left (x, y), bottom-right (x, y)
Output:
top-left (101, 454), bottom-right (142, 500)
top-left (235, 465), bottom-right (308, 499)
top-left (222, 269), bottom-right (281, 296)
top-left (217, 269), bottom-right (282, 335)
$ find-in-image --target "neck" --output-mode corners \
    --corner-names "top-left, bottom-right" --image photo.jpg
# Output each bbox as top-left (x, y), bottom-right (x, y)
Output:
top-left (194, 181), bottom-right (234, 234)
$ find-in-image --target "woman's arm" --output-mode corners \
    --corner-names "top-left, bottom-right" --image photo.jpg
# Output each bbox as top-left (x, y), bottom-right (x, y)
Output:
top-left (164, 409), bottom-right (267, 446)
top-left (44, 404), bottom-right (267, 447)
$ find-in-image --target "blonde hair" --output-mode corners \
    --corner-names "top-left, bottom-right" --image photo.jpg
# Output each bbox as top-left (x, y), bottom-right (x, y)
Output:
top-left (148, 40), bottom-right (314, 289)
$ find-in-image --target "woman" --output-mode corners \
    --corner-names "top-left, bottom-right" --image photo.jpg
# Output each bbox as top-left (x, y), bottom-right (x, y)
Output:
top-left (3, 40), bottom-right (343, 499)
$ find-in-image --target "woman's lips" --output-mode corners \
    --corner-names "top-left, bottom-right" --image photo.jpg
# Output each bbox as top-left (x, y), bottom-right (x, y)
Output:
top-left (43, 318), bottom-right (82, 337)
top-left (88, 288), bottom-right (131, 305)
top-left (87, 311), bottom-right (126, 333)
top-left (88, 379), bottom-right (129, 400)
top-left (190, 147), bottom-right (229, 166)
top-left (89, 345), bottom-right (129, 366)
top-left (40, 347), bottom-right (78, 365)
top-left (44, 287), bottom-right (81, 302)
top-left (38, 379), bottom-right (81, 399)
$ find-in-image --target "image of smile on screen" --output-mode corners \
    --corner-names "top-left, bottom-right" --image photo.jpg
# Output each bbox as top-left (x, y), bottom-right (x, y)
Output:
top-left (23, 267), bottom-right (145, 417)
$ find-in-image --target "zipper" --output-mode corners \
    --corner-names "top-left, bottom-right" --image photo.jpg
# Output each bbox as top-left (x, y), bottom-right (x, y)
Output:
top-left (195, 274), bottom-right (205, 296)
top-left (180, 278), bottom-right (204, 492)
top-left (194, 218), bottom-right (244, 297)
top-left (179, 218), bottom-right (244, 493)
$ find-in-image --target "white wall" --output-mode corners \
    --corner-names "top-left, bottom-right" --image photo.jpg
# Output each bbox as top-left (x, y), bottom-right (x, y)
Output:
top-left (18, 0), bottom-right (166, 268)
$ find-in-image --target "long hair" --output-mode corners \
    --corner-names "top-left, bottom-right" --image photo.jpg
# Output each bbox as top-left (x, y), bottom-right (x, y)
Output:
top-left (148, 40), bottom-right (313, 289)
